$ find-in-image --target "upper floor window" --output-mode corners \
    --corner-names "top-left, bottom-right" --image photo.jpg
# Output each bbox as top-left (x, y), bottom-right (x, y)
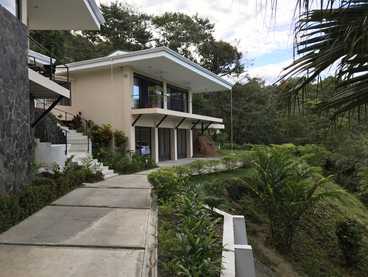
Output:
top-left (167, 84), bottom-right (188, 113)
top-left (133, 73), bottom-right (163, 109)
top-left (1, 0), bottom-right (20, 18)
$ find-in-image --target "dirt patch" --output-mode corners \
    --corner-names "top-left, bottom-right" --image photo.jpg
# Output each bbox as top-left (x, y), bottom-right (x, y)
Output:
top-left (249, 230), bottom-right (304, 277)
top-left (193, 132), bottom-right (218, 156)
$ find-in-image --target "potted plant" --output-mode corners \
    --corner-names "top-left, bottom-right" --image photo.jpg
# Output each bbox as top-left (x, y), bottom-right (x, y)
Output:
top-left (149, 86), bottom-right (165, 108)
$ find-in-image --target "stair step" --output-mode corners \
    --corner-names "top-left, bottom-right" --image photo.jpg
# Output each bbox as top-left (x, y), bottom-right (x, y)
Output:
top-left (104, 173), bottom-right (119, 179)
top-left (102, 169), bottom-right (114, 175)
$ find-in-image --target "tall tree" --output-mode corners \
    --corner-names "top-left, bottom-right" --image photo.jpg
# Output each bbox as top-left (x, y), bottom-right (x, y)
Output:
top-left (82, 1), bottom-right (153, 51)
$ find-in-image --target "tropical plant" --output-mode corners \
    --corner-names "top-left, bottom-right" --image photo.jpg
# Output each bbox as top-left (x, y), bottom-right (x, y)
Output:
top-left (186, 160), bottom-right (207, 176)
top-left (236, 145), bottom-right (345, 249)
top-left (279, 1), bottom-right (368, 121)
top-left (149, 86), bottom-right (165, 103)
top-left (114, 130), bottom-right (128, 148)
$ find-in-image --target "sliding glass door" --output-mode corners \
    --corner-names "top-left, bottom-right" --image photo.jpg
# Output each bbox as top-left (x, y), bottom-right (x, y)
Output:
top-left (177, 129), bottom-right (187, 159)
top-left (158, 128), bottom-right (171, 161)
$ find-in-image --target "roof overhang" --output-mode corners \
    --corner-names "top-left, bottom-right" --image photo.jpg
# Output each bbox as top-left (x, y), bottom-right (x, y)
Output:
top-left (28, 0), bottom-right (105, 30)
top-left (57, 47), bottom-right (233, 93)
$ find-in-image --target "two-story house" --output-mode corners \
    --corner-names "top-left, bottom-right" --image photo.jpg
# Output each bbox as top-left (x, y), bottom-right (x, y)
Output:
top-left (0, 0), bottom-right (104, 194)
top-left (55, 48), bottom-right (232, 162)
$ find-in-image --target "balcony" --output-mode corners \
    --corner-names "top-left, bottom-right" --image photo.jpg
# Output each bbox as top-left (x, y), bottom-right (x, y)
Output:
top-left (131, 94), bottom-right (222, 124)
top-left (28, 36), bottom-right (70, 100)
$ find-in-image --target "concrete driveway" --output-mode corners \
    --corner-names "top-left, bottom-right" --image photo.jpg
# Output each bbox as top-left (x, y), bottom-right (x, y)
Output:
top-left (0, 174), bottom-right (156, 277)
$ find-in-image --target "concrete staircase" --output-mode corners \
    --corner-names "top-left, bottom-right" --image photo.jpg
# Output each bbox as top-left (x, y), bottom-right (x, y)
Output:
top-left (59, 125), bottom-right (118, 180)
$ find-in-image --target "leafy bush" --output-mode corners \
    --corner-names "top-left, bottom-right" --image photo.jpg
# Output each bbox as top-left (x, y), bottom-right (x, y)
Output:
top-left (208, 129), bottom-right (228, 149)
top-left (336, 218), bottom-right (364, 266)
top-left (71, 111), bottom-right (83, 130)
top-left (221, 155), bottom-right (238, 171)
top-left (206, 159), bottom-right (221, 173)
top-left (223, 143), bottom-right (242, 150)
top-left (236, 145), bottom-right (345, 249)
top-left (171, 165), bottom-right (192, 181)
top-left (296, 144), bottom-right (334, 169)
top-left (187, 159), bottom-right (207, 176)
top-left (114, 130), bottom-right (128, 149)
top-left (238, 151), bottom-right (255, 168)
top-left (100, 124), bottom-right (113, 146)
top-left (148, 169), bottom-right (180, 202)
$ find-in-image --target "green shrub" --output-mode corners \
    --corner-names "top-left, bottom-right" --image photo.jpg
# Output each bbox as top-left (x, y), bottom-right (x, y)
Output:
top-left (114, 130), bottom-right (128, 149)
top-left (171, 165), bottom-right (192, 181)
top-left (238, 151), bottom-right (255, 168)
top-left (296, 144), bottom-right (334, 169)
top-left (186, 159), bottom-right (207, 176)
top-left (100, 124), bottom-right (113, 146)
top-left (223, 143), bottom-right (242, 150)
top-left (148, 169), bottom-right (180, 202)
top-left (206, 159), bottom-right (221, 173)
top-left (336, 218), bottom-right (364, 266)
top-left (221, 155), bottom-right (238, 171)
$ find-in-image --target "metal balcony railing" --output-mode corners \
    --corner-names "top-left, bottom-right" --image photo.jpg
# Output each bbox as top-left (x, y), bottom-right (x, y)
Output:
top-left (28, 36), bottom-right (70, 90)
top-left (131, 94), bottom-right (218, 117)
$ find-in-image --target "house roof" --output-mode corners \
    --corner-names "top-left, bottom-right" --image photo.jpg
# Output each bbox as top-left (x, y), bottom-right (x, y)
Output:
top-left (57, 47), bottom-right (233, 93)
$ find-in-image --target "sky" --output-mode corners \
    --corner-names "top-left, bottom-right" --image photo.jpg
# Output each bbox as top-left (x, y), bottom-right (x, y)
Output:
top-left (97, 0), bottom-right (299, 84)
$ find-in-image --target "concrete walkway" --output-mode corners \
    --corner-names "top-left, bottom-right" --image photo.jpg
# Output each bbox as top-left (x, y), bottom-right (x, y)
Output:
top-left (0, 173), bottom-right (156, 277)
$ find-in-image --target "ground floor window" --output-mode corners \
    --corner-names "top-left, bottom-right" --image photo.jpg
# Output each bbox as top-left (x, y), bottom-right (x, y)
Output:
top-left (135, 127), bottom-right (151, 156)
top-left (177, 129), bottom-right (187, 159)
top-left (158, 128), bottom-right (171, 161)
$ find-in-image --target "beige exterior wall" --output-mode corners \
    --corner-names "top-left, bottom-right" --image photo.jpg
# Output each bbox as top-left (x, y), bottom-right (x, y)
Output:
top-left (52, 65), bottom-right (205, 162)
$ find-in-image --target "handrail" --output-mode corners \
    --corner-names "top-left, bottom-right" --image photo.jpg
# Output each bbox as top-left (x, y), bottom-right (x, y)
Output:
top-left (28, 36), bottom-right (70, 90)
top-left (60, 129), bottom-right (69, 155)
top-left (35, 99), bottom-right (91, 154)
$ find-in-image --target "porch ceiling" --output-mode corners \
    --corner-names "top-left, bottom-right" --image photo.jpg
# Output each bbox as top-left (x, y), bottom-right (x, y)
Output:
top-left (29, 69), bottom-right (70, 99)
top-left (131, 108), bottom-right (223, 123)
top-left (28, 0), bottom-right (104, 30)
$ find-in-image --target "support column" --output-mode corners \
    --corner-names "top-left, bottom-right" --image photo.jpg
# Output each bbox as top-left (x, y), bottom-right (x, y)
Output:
top-left (163, 80), bottom-right (167, 110)
top-left (152, 127), bottom-right (159, 163)
top-left (170, 128), bottom-right (177, 160)
top-left (187, 129), bottom-right (193, 158)
top-left (188, 88), bottom-right (193, 114)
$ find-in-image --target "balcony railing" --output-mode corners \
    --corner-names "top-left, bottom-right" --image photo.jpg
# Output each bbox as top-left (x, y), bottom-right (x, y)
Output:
top-left (28, 36), bottom-right (70, 90)
top-left (131, 94), bottom-right (218, 117)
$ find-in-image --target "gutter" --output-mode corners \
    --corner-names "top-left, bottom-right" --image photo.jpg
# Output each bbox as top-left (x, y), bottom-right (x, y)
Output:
top-left (87, 0), bottom-right (105, 24)
top-left (59, 47), bottom-right (233, 88)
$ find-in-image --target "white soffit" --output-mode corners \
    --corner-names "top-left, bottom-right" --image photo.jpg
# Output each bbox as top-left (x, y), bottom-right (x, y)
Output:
top-left (28, 0), bottom-right (105, 30)
top-left (58, 47), bottom-right (233, 93)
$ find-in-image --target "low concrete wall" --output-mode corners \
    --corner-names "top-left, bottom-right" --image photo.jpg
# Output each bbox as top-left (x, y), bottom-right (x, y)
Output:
top-left (212, 208), bottom-right (256, 277)
top-left (35, 139), bottom-right (71, 169)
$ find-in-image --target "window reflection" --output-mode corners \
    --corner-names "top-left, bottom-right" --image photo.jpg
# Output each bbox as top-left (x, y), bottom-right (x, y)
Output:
top-left (1, 0), bottom-right (19, 18)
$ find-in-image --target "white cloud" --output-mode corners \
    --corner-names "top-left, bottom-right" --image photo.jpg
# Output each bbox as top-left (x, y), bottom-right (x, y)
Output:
top-left (248, 58), bottom-right (294, 84)
top-left (96, 0), bottom-right (296, 58)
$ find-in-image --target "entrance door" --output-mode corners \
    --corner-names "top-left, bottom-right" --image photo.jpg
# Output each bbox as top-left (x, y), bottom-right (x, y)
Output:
top-left (158, 128), bottom-right (171, 161)
top-left (177, 129), bottom-right (187, 159)
top-left (135, 127), bottom-right (151, 156)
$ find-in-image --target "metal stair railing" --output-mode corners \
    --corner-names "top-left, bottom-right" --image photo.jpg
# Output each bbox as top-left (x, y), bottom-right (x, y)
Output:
top-left (34, 99), bottom-right (91, 154)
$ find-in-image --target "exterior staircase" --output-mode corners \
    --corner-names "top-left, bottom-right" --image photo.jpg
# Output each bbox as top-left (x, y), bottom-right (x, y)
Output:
top-left (58, 125), bottom-right (118, 179)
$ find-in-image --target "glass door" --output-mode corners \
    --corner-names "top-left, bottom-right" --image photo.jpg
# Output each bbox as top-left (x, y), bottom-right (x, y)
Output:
top-left (135, 127), bottom-right (151, 156)
top-left (177, 129), bottom-right (187, 159)
top-left (158, 128), bottom-right (171, 161)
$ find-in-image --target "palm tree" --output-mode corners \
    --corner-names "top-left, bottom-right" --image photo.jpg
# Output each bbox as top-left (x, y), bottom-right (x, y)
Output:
top-left (278, 1), bottom-right (368, 121)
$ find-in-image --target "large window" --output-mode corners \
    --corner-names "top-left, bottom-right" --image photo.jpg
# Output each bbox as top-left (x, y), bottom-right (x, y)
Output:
top-left (1, 0), bottom-right (20, 18)
top-left (133, 73), bottom-right (163, 109)
top-left (167, 84), bottom-right (188, 113)
top-left (135, 127), bottom-right (151, 156)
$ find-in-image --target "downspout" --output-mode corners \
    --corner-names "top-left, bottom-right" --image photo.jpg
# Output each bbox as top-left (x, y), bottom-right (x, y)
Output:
top-left (231, 88), bottom-right (233, 155)
top-left (111, 59), bottom-right (114, 155)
